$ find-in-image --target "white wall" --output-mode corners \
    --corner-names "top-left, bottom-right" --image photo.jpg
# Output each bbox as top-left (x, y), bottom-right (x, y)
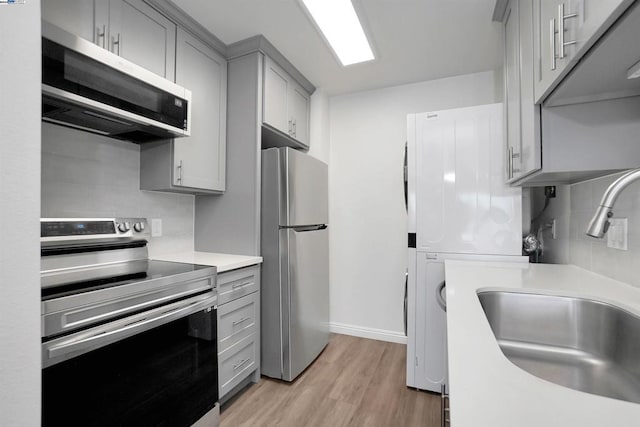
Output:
top-left (328, 70), bottom-right (503, 342)
top-left (0, 2), bottom-right (42, 425)
top-left (308, 89), bottom-right (330, 164)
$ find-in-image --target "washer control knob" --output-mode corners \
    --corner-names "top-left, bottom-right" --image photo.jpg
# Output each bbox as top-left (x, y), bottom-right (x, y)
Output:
top-left (133, 222), bottom-right (145, 232)
top-left (117, 222), bottom-right (131, 233)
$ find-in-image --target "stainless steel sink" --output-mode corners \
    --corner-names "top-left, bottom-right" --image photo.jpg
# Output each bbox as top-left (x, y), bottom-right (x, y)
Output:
top-left (478, 291), bottom-right (640, 404)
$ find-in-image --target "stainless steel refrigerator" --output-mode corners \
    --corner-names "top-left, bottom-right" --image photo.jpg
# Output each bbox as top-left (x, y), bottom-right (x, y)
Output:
top-left (261, 147), bottom-right (329, 382)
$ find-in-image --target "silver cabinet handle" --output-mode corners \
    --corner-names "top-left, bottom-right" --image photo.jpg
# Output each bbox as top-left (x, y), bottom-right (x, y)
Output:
top-left (233, 357), bottom-right (251, 371)
top-left (293, 119), bottom-right (297, 138)
top-left (232, 317), bottom-right (251, 326)
top-left (288, 119), bottom-right (293, 135)
top-left (507, 146), bottom-right (513, 179)
top-left (111, 33), bottom-right (121, 56)
top-left (511, 148), bottom-right (520, 175)
top-left (558, 3), bottom-right (577, 59)
top-left (232, 280), bottom-right (252, 289)
top-left (177, 160), bottom-right (183, 184)
top-left (550, 18), bottom-right (557, 70)
top-left (96, 25), bottom-right (106, 48)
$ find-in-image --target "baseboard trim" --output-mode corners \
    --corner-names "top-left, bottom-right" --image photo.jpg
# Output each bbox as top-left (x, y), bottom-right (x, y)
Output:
top-left (329, 322), bottom-right (407, 344)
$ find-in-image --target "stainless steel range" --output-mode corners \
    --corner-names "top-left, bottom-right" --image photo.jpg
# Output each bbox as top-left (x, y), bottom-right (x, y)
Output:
top-left (40, 218), bottom-right (219, 427)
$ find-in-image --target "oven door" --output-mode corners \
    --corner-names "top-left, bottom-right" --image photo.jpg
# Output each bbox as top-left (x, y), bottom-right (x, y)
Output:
top-left (42, 294), bottom-right (218, 426)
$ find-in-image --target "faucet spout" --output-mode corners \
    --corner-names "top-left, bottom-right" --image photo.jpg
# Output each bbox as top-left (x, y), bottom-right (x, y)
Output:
top-left (586, 168), bottom-right (640, 238)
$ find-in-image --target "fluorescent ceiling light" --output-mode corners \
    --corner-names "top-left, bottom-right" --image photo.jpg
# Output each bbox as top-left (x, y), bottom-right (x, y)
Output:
top-left (301, 0), bottom-right (374, 66)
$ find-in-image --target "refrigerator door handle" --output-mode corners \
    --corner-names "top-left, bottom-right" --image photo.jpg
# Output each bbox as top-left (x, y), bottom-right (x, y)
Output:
top-left (404, 269), bottom-right (408, 336)
top-left (436, 281), bottom-right (447, 312)
top-left (283, 224), bottom-right (327, 232)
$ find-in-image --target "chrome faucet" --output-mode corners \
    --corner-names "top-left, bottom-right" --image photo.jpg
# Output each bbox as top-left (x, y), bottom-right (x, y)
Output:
top-left (586, 168), bottom-right (640, 238)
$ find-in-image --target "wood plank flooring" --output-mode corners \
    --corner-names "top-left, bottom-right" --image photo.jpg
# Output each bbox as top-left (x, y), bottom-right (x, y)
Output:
top-left (221, 334), bottom-right (441, 426)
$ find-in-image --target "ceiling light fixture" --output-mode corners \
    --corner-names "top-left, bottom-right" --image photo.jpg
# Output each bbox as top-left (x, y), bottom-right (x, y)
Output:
top-left (300, 0), bottom-right (375, 66)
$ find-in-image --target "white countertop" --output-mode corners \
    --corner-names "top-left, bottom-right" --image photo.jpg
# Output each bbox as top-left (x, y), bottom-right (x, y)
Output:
top-left (445, 261), bottom-right (640, 427)
top-left (151, 251), bottom-right (262, 273)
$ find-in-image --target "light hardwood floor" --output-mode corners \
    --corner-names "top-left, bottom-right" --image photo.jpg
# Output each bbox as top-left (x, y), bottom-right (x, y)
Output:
top-left (221, 334), bottom-right (441, 426)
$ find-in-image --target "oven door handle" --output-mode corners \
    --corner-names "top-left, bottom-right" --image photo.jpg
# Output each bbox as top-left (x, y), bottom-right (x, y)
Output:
top-left (45, 293), bottom-right (217, 367)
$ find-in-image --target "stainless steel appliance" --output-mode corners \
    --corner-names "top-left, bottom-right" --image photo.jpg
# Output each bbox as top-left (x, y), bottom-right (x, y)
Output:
top-left (42, 22), bottom-right (191, 142)
top-left (261, 147), bottom-right (329, 382)
top-left (40, 218), bottom-right (219, 426)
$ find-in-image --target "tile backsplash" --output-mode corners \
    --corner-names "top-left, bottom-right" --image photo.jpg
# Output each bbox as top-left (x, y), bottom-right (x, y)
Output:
top-left (569, 171), bottom-right (640, 287)
top-left (531, 170), bottom-right (640, 287)
top-left (41, 123), bottom-right (194, 257)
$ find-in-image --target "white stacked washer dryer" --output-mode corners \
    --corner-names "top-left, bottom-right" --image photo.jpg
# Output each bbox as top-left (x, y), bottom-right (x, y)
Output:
top-left (406, 103), bottom-right (526, 393)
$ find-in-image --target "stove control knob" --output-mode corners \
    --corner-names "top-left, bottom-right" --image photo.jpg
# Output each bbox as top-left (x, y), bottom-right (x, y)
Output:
top-left (133, 222), bottom-right (145, 233)
top-left (118, 222), bottom-right (131, 233)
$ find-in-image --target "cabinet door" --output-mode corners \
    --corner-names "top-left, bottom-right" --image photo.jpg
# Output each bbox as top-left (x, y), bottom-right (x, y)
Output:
top-left (504, 0), bottom-right (523, 182)
top-left (42, 0), bottom-right (96, 43)
top-left (263, 57), bottom-right (290, 136)
top-left (535, 0), bottom-right (577, 102)
top-left (173, 28), bottom-right (227, 192)
top-left (107, 0), bottom-right (176, 80)
top-left (288, 81), bottom-right (310, 147)
top-left (414, 254), bottom-right (447, 393)
top-left (519, 0), bottom-right (542, 177)
top-left (573, 0), bottom-right (627, 50)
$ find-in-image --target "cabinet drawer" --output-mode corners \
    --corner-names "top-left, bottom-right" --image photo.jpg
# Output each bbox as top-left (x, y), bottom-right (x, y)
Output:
top-left (217, 292), bottom-right (259, 353)
top-left (217, 265), bottom-right (260, 305)
top-left (218, 333), bottom-right (258, 398)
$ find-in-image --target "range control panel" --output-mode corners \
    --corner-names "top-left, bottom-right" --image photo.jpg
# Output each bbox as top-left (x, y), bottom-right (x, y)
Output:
top-left (41, 218), bottom-right (150, 243)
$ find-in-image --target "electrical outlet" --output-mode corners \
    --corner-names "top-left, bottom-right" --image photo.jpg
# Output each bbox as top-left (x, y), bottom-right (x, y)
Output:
top-left (544, 186), bottom-right (556, 198)
top-left (151, 218), bottom-right (162, 237)
top-left (607, 218), bottom-right (628, 251)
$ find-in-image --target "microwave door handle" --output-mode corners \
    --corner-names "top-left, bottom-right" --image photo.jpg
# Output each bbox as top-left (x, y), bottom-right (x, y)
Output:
top-left (46, 294), bottom-right (216, 362)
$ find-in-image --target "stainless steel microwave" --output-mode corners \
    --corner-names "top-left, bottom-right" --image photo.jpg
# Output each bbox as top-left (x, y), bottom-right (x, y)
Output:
top-left (42, 22), bottom-right (191, 143)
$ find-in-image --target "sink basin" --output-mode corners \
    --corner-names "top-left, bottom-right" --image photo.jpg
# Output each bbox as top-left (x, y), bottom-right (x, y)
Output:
top-left (478, 290), bottom-right (640, 404)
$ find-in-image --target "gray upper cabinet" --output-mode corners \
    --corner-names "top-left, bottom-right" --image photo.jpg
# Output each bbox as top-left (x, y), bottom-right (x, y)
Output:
top-left (42, 0), bottom-right (176, 80)
top-left (534, 0), bottom-right (630, 103)
top-left (173, 29), bottom-right (227, 192)
top-left (140, 28), bottom-right (227, 194)
top-left (105, 0), bottom-right (176, 80)
top-left (42, 0), bottom-right (96, 42)
top-left (263, 56), bottom-right (310, 149)
top-left (503, 0), bottom-right (541, 183)
top-left (288, 81), bottom-right (310, 148)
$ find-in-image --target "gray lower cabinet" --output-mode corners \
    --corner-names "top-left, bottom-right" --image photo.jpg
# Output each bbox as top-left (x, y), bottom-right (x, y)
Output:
top-left (42, 0), bottom-right (176, 80)
top-left (140, 28), bottom-right (227, 194)
top-left (216, 265), bottom-right (261, 401)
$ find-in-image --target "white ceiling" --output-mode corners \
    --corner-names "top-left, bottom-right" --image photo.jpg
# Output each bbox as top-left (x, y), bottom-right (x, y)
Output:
top-left (171, 0), bottom-right (503, 96)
